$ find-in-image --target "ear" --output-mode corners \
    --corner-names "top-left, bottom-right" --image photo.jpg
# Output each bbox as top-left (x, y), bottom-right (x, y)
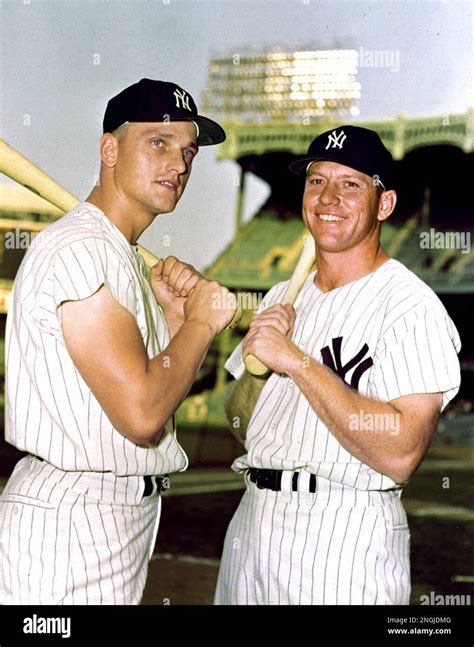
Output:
top-left (99, 133), bottom-right (119, 169)
top-left (377, 189), bottom-right (397, 222)
top-left (301, 199), bottom-right (310, 230)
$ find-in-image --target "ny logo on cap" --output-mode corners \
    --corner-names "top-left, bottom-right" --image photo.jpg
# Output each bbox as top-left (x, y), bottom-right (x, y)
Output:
top-left (325, 129), bottom-right (347, 150)
top-left (174, 88), bottom-right (191, 111)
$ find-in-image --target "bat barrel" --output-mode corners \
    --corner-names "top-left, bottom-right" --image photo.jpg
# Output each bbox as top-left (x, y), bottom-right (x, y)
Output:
top-left (0, 138), bottom-right (80, 212)
top-left (0, 138), bottom-right (159, 267)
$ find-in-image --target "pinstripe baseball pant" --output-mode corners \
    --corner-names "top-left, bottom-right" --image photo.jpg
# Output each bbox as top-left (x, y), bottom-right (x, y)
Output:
top-left (215, 472), bottom-right (411, 605)
top-left (0, 455), bottom-right (162, 605)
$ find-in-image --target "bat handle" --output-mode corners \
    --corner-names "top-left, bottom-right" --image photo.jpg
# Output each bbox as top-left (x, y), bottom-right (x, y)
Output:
top-left (244, 233), bottom-right (315, 378)
top-left (136, 244), bottom-right (159, 269)
top-left (226, 306), bottom-right (243, 330)
top-left (244, 353), bottom-right (270, 377)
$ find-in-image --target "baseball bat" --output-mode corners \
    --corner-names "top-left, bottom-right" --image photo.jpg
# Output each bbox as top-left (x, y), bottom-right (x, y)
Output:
top-left (244, 233), bottom-right (316, 376)
top-left (0, 138), bottom-right (242, 329)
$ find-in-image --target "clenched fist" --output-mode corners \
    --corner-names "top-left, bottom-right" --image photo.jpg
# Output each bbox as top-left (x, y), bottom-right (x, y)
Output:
top-left (184, 280), bottom-right (238, 337)
top-left (243, 304), bottom-right (302, 374)
top-left (150, 256), bottom-right (202, 321)
top-left (150, 256), bottom-right (237, 338)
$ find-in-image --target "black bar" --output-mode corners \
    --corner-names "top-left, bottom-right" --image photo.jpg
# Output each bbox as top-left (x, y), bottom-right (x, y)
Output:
top-left (0, 605), bottom-right (472, 643)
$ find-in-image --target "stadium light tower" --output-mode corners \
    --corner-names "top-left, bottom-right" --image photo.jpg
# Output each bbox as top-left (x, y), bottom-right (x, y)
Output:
top-left (202, 48), bottom-right (361, 122)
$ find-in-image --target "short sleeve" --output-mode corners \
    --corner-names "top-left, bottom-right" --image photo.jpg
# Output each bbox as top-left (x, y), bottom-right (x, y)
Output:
top-left (51, 236), bottom-right (137, 316)
top-left (369, 303), bottom-right (461, 411)
top-left (224, 280), bottom-right (289, 380)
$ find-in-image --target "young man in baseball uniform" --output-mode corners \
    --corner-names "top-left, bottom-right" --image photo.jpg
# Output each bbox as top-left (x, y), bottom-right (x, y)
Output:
top-left (215, 126), bottom-right (461, 605)
top-left (0, 79), bottom-right (236, 604)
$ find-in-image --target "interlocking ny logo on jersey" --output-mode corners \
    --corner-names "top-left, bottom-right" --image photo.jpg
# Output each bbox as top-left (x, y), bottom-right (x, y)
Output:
top-left (174, 88), bottom-right (191, 111)
top-left (321, 336), bottom-right (373, 390)
top-left (325, 129), bottom-right (347, 150)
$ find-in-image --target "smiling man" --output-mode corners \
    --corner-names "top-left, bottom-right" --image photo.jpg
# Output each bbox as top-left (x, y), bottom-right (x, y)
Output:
top-left (0, 79), bottom-right (236, 604)
top-left (215, 126), bottom-right (461, 605)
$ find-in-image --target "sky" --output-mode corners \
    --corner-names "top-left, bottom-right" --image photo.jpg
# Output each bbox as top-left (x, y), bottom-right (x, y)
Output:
top-left (0, 0), bottom-right (472, 269)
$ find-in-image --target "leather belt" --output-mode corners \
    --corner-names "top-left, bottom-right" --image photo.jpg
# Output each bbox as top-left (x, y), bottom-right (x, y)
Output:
top-left (35, 456), bottom-right (167, 498)
top-left (248, 468), bottom-right (316, 493)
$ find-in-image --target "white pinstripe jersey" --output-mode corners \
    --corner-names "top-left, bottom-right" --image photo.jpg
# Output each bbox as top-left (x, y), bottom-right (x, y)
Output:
top-left (226, 259), bottom-right (461, 490)
top-left (5, 202), bottom-right (188, 476)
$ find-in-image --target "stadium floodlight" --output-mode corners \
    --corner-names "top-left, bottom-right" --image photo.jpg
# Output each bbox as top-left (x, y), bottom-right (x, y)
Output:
top-left (202, 48), bottom-right (360, 122)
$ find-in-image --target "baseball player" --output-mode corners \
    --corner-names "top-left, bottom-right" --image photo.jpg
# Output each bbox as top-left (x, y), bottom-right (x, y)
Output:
top-left (215, 126), bottom-right (461, 605)
top-left (0, 78), bottom-right (236, 604)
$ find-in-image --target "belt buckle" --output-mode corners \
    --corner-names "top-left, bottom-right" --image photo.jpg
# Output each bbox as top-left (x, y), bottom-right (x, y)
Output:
top-left (256, 475), bottom-right (266, 490)
top-left (156, 474), bottom-right (170, 493)
top-left (143, 474), bottom-right (169, 498)
top-left (258, 469), bottom-right (279, 491)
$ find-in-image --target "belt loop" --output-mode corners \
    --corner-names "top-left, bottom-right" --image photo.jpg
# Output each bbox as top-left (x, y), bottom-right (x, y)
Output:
top-left (296, 470), bottom-right (310, 492)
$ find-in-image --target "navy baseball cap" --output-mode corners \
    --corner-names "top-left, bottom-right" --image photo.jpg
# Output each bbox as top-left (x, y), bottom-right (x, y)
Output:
top-left (289, 125), bottom-right (394, 189)
top-left (103, 78), bottom-right (226, 146)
